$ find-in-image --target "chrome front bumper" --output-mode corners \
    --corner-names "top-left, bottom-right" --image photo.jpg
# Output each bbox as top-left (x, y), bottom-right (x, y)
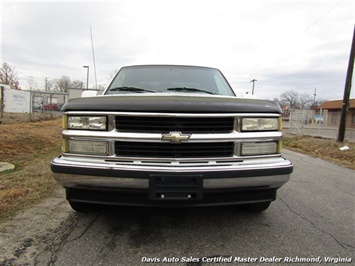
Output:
top-left (51, 156), bottom-right (293, 190)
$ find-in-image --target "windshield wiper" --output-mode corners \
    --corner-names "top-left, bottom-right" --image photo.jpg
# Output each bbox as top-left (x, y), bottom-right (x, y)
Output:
top-left (108, 86), bottom-right (156, 93)
top-left (166, 87), bottom-right (216, 95)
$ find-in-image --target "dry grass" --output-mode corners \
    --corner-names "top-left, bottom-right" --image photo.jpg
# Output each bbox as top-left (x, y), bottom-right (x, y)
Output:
top-left (0, 152), bottom-right (61, 221)
top-left (0, 116), bottom-right (62, 221)
top-left (0, 112), bottom-right (61, 124)
top-left (283, 135), bottom-right (355, 170)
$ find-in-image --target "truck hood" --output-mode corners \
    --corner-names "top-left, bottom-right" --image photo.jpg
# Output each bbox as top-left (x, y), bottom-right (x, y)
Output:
top-left (62, 94), bottom-right (282, 114)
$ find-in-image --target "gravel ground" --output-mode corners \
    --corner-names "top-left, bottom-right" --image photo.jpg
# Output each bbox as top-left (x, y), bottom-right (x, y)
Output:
top-left (0, 188), bottom-right (72, 265)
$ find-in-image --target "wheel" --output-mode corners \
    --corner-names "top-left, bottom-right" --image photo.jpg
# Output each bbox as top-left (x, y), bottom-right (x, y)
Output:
top-left (242, 201), bottom-right (271, 212)
top-left (69, 201), bottom-right (98, 213)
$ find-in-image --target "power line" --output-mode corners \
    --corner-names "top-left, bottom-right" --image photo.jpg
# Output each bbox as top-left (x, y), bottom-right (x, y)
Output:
top-left (249, 2), bottom-right (342, 73)
top-left (252, 2), bottom-right (303, 52)
top-left (275, 2), bottom-right (341, 55)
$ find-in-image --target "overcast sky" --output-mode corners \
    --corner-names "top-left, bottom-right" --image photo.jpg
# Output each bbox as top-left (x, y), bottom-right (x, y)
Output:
top-left (1, 0), bottom-right (354, 100)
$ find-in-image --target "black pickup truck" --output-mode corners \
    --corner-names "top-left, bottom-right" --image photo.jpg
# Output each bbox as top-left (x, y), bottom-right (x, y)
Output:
top-left (51, 65), bottom-right (293, 212)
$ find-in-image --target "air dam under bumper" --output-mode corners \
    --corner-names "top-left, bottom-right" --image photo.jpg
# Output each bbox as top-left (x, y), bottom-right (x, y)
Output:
top-left (51, 156), bottom-right (293, 207)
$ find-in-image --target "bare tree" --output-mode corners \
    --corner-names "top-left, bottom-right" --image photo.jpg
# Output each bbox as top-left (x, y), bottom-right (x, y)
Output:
top-left (273, 97), bottom-right (282, 106)
top-left (27, 76), bottom-right (39, 91)
top-left (0, 62), bottom-right (21, 90)
top-left (46, 80), bottom-right (54, 91)
top-left (299, 93), bottom-right (313, 109)
top-left (70, 79), bottom-right (84, 88)
top-left (54, 76), bottom-right (71, 92)
top-left (280, 90), bottom-right (300, 109)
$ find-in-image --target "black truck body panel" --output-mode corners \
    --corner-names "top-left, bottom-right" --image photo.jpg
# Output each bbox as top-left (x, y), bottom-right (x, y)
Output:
top-left (62, 95), bottom-right (282, 114)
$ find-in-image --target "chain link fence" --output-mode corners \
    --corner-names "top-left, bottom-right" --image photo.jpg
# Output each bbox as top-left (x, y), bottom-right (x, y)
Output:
top-left (282, 109), bottom-right (355, 141)
top-left (0, 86), bottom-right (67, 123)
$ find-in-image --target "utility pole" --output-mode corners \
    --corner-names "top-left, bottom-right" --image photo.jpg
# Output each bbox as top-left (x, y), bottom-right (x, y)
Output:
top-left (250, 79), bottom-right (257, 95)
top-left (83, 66), bottom-right (89, 90)
top-left (337, 25), bottom-right (355, 142)
top-left (44, 77), bottom-right (48, 91)
top-left (313, 88), bottom-right (317, 109)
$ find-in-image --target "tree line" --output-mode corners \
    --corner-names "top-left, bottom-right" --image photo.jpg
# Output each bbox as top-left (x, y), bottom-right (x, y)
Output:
top-left (273, 91), bottom-right (327, 110)
top-left (29, 75), bottom-right (108, 92)
top-left (0, 62), bottom-right (107, 92)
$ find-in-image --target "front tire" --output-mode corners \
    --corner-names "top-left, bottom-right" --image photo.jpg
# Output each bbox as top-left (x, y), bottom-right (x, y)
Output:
top-left (242, 201), bottom-right (271, 212)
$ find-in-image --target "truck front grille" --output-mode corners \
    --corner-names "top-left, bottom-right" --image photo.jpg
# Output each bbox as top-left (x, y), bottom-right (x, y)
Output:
top-left (115, 116), bottom-right (234, 133)
top-left (115, 142), bottom-right (234, 158)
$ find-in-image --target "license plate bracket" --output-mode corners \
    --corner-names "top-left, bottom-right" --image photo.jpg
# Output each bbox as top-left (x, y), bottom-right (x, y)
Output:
top-left (149, 174), bottom-right (203, 200)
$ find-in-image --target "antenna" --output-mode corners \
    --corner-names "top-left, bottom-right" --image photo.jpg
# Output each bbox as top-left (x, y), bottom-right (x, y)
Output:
top-left (90, 25), bottom-right (98, 89)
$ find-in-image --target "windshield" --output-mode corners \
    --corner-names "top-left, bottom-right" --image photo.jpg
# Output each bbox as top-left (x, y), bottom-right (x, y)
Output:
top-left (105, 65), bottom-right (235, 96)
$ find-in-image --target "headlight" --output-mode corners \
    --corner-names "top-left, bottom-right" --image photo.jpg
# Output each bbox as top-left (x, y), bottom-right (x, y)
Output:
top-left (67, 116), bottom-right (107, 130)
top-left (241, 142), bottom-right (278, 156)
top-left (68, 140), bottom-right (108, 155)
top-left (241, 118), bottom-right (279, 132)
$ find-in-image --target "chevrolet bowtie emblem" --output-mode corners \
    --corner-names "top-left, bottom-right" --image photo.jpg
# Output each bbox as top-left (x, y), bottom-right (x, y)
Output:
top-left (161, 131), bottom-right (191, 143)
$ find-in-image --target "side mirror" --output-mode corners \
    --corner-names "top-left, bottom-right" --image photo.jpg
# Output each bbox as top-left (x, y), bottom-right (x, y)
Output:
top-left (81, 90), bottom-right (98, 97)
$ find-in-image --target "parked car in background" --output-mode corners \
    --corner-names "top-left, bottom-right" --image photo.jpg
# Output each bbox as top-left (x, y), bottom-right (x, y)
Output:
top-left (43, 103), bottom-right (59, 111)
top-left (43, 103), bottom-right (64, 111)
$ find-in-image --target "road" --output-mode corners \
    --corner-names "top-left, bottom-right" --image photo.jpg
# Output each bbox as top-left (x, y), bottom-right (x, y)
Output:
top-left (1, 150), bottom-right (354, 266)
